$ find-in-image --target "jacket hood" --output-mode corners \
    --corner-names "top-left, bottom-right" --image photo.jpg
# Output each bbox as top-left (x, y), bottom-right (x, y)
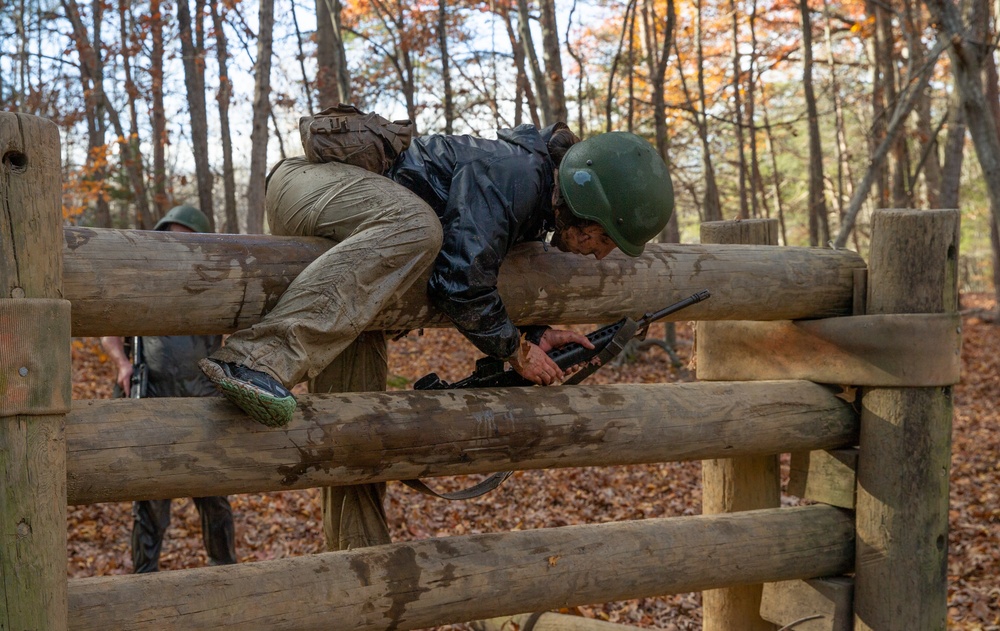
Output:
top-left (497, 124), bottom-right (552, 159)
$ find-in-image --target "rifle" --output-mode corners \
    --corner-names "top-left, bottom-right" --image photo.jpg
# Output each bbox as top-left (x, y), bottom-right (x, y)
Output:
top-left (129, 335), bottom-right (148, 399)
top-left (414, 289), bottom-right (711, 391)
top-left (404, 289), bottom-right (710, 501)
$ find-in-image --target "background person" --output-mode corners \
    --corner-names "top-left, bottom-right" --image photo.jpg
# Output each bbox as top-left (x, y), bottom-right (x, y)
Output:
top-left (102, 205), bottom-right (238, 572)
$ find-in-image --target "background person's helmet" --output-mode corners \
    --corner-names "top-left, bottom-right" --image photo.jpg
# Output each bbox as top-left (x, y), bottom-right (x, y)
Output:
top-left (558, 132), bottom-right (673, 257)
top-left (154, 205), bottom-right (211, 234)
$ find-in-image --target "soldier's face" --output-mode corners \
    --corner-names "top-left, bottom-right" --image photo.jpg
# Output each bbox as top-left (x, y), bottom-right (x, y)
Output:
top-left (553, 224), bottom-right (617, 260)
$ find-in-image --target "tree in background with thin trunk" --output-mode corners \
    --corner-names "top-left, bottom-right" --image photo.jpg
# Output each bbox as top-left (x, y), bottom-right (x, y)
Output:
top-left (246, 0), bottom-right (274, 235)
top-left (800, 0), bottom-right (830, 246)
top-left (148, 0), bottom-right (170, 217)
top-left (538, 0), bottom-right (567, 124)
top-left (178, 0), bottom-right (215, 230)
top-left (316, 0), bottom-right (352, 106)
top-left (212, 0), bottom-right (240, 234)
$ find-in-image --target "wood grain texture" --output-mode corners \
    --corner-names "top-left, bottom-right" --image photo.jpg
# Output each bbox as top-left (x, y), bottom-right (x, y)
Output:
top-left (471, 612), bottom-right (639, 630)
top-left (788, 448), bottom-right (858, 509)
top-left (698, 218), bottom-right (781, 631)
top-left (0, 111), bottom-right (68, 631)
top-left (66, 380), bottom-right (857, 505)
top-left (62, 227), bottom-right (866, 336)
top-left (67, 505), bottom-right (854, 631)
top-left (854, 208), bottom-right (959, 631)
top-left (760, 577), bottom-right (853, 631)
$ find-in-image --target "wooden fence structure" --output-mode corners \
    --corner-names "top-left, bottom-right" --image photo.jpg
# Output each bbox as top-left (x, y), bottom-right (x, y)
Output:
top-left (2, 112), bottom-right (959, 630)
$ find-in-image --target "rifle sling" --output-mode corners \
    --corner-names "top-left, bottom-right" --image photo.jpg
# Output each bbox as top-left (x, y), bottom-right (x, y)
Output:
top-left (401, 471), bottom-right (513, 501)
top-left (561, 318), bottom-right (640, 385)
top-left (401, 319), bottom-right (640, 501)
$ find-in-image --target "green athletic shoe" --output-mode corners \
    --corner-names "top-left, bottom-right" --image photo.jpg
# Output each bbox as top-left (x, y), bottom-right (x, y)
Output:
top-left (199, 358), bottom-right (297, 428)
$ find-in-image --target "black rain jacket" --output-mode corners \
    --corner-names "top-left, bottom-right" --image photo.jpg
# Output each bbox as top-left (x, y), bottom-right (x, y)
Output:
top-left (389, 124), bottom-right (557, 360)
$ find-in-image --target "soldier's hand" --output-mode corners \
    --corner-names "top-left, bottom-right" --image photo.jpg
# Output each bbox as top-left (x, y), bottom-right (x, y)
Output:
top-left (538, 328), bottom-right (594, 353)
top-left (116, 362), bottom-right (134, 397)
top-left (509, 340), bottom-right (564, 386)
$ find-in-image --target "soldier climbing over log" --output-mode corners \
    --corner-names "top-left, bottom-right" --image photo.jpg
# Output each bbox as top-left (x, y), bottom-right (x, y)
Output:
top-left (198, 116), bottom-right (674, 550)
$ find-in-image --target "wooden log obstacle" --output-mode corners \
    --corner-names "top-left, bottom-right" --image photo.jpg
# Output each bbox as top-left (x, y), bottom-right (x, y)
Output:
top-left (1, 112), bottom-right (959, 631)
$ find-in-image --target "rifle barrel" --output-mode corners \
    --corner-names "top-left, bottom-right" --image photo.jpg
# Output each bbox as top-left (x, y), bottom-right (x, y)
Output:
top-left (641, 290), bottom-right (711, 326)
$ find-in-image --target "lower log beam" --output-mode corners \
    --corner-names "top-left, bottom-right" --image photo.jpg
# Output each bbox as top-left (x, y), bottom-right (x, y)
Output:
top-left (66, 381), bottom-right (857, 505)
top-left (67, 505), bottom-right (854, 631)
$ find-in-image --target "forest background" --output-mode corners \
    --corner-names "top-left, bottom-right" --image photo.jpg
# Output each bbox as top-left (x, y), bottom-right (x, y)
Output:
top-left (3, 0), bottom-right (1000, 299)
top-left (5, 0), bottom-right (1000, 627)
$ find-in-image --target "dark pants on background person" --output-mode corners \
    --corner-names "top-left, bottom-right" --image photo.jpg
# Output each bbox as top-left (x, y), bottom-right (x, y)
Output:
top-left (131, 496), bottom-right (237, 573)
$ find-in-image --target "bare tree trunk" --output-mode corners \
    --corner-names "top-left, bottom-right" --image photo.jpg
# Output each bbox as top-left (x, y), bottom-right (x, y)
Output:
top-left (538, 0), bottom-right (567, 123)
top-left (923, 0), bottom-right (1000, 257)
top-left (565, 0), bottom-right (586, 137)
top-left (730, 0), bottom-right (749, 219)
top-left (178, 0), bottom-right (215, 229)
top-left (212, 0), bottom-right (239, 233)
top-left (644, 0), bottom-right (677, 243)
top-left (979, 3), bottom-right (1000, 303)
top-left (438, 0), bottom-right (454, 134)
top-left (516, 0), bottom-right (553, 125)
top-left (605, 0), bottom-right (637, 133)
top-left (246, 0), bottom-right (274, 235)
top-left (746, 0), bottom-right (764, 219)
top-left (761, 89), bottom-right (790, 245)
top-left (695, 0), bottom-right (722, 222)
top-left (63, 0), bottom-right (154, 229)
top-left (79, 0), bottom-right (110, 227)
top-left (627, 10), bottom-right (636, 132)
top-left (316, 0), bottom-right (351, 106)
top-left (800, 0), bottom-right (830, 246)
top-left (149, 0), bottom-right (169, 217)
top-left (938, 95), bottom-right (966, 209)
top-left (833, 37), bottom-right (948, 248)
top-left (821, 0), bottom-right (855, 227)
top-left (502, 5), bottom-right (541, 128)
top-left (867, 0), bottom-right (889, 208)
top-left (905, 0), bottom-right (941, 207)
top-left (290, 0), bottom-right (315, 114)
top-left (879, 6), bottom-right (911, 208)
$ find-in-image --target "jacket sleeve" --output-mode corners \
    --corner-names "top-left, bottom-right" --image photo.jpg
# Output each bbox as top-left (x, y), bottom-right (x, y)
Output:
top-left (427, 159), bottom-right (525, 360)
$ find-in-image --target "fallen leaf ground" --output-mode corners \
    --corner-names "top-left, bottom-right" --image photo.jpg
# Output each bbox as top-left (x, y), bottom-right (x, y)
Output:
top-left (68, 296), bottom-right (1000, 629)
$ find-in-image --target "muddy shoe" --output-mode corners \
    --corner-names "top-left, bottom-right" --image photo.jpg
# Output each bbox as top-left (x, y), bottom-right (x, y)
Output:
top-left (199, 358), bottom-right (297, 428)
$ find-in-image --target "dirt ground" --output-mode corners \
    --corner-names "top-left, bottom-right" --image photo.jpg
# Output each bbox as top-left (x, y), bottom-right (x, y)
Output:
top-left (67, 294), bottom-right (1000, 629)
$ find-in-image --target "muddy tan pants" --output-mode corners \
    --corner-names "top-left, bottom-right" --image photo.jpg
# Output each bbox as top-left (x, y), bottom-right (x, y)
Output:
top-left (213, 157), bottom-right (443, 550)
top-left (213, 157), bottom-right (442, 387)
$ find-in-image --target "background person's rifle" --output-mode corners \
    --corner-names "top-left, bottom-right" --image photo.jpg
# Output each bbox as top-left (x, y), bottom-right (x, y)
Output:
top-left (404, 290), bottom-right (710, 501)
top-left (129, 335), bottom-right (148, 399)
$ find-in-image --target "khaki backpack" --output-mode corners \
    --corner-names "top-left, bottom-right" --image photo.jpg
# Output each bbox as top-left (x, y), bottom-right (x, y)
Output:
top-left (299, 104), bottom-right (413, 174)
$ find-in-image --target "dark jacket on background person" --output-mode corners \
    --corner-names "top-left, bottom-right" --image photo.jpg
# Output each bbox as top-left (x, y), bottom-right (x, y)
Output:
top-left (389, 124), bottom-right (558, 361)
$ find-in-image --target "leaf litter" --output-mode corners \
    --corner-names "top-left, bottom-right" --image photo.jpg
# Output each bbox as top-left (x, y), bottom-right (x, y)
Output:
top-left (68, 300), bottom-right (999, 629)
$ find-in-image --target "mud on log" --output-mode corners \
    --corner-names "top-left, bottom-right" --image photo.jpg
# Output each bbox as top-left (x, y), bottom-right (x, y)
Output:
top-left (67, 505), bottom-right (855, 631)
top-left (62, 227), bottom-right (866, 336)
top-left (65, 381), bottom-right (857, 505)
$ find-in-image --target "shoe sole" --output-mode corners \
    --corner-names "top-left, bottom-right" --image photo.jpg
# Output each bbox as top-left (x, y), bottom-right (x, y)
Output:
top-left (199, 359), bottom-right (296, 428)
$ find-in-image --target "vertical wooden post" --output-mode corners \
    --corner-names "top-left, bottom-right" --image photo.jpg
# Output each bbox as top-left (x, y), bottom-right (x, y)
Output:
top-left (698, 219), bottom-right (779, 631)
top-left (854, 209), bottom-right (958, 631)
top-left (0, 112), bottom-right (69, 630)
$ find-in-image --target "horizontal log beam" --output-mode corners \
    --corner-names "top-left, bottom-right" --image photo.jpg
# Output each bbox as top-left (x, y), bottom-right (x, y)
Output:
top-left (63, 227), bottom-right (865, 336)
top-left (66, 381), bottom-right (857, 505)
top-left (67, 505), bottom-right (855, 631)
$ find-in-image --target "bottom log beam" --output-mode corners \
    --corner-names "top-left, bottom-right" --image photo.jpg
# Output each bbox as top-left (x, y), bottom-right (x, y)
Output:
top-left (68, 505), bottom-right (853, 631)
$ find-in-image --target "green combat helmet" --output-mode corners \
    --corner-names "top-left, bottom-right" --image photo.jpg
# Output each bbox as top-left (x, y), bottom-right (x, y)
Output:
top-left (154, 204), bottom-right (211, 234)
top-left (558, 132), bottom-right (673, 257)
